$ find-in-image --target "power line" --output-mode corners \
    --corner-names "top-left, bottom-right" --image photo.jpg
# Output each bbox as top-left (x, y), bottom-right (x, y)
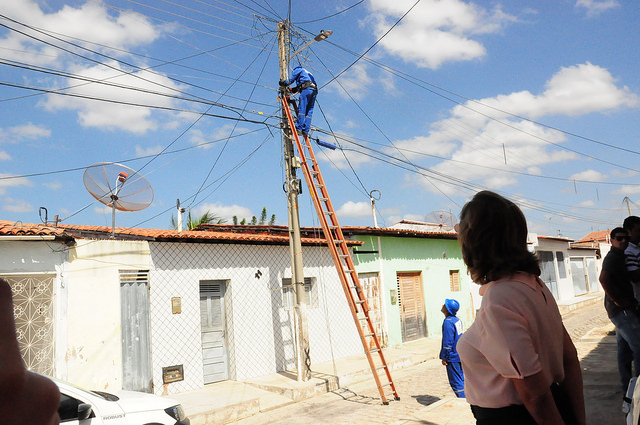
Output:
top-left (293, 0), bottom-right (365, 24)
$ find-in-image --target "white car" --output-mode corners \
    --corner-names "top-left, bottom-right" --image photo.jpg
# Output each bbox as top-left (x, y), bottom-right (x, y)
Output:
top-left (54, 378), bottom-right (190, 425)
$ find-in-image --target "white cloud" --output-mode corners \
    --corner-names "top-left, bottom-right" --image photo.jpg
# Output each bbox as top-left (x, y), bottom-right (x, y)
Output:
top-left (329, 63), bottom-right (374, 100)
top-left (43, 181), bottom-right (62, 190)
top-left (0, 151), bottom-right (10, 161)
top-left (615, 185), bottom-right (640, 195)
top-left (135, 145), bottom-right (164, 157)
top-left (0, 174), bottom-right (31, 195)
top-left (3, 197), bottom-right (32, 213)
top-left (569, 169), bottom-right (607, 182)
top-left (336, 201), bottom-right (371, 217)
top-left (189, 124), bottom-right (251, 149)
top-left (0, 1), bottom-right (160, 66)
top-left (366, 0), bottom-right (517, 69)
top-left (575, 0), bottom-right (619, 16)
top-left (41, 61), bottom-right (184, 134)
top-left (0, 123), bottom-right (51, 143)
top-left (576, 200), bottom-right (595, 208)
top-left (403, 63), bottom-right (638, 194)
top-left (193, 203), bottom-right (253, 223)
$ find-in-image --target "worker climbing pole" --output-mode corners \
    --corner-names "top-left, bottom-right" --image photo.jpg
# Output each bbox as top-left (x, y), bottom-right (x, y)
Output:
top-left (278, 20), bottom-right (400, 404)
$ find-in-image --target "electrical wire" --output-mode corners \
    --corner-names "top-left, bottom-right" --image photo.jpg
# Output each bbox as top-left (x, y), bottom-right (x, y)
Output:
top-left (319, 0), bottom-right (422, 89)
top-left (293, 0), bottom-right (365, 24)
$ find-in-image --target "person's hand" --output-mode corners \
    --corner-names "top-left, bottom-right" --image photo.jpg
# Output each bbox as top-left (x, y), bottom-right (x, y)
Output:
top-left (278, 79), bottom-right (287, 86)
top-left (0, 279), bottom-right (60, 425)
top-left (441, 360), bottom-right (448, 366)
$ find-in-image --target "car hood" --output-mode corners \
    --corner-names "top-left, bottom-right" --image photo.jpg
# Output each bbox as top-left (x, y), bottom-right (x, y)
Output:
top-left (106, 390), bottom-right (180, 413)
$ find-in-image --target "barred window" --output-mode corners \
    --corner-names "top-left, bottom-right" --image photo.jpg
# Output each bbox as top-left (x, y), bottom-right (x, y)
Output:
top-left (282, 277), bottom-right (318, 310)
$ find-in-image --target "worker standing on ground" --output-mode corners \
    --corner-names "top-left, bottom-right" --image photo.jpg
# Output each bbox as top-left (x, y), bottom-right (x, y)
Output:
top-left (279, 65), bottom-right (317, 136)
top-left (439, 298), bottom-right (465, 398)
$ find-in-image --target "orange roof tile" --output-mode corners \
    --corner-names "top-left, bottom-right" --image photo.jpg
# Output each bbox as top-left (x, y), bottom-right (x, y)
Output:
top-left (0, 220), bottom-right (362, 246)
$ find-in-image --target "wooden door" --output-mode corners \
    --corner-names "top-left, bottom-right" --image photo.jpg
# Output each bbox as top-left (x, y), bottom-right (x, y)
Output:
top-left (396, 272), bottom-right (427, 342)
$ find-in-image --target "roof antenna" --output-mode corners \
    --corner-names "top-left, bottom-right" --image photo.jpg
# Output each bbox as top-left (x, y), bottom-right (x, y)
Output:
top-left (38, 207), bottom-right (48, 225)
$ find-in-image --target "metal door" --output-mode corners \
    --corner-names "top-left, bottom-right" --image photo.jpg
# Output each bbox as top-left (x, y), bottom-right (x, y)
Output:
top-left (200, 280), bottom-right (228, 384)
top-left (120, 270), bottom-right (152, 392)
top-left (396, 272), bottom-right (427, 342)
top-left (538, 251), bottom-right (559, 298)
top-left (571, 258), bottom-right (588, 296)
top-left (359, 272), bottom-right (385, 348)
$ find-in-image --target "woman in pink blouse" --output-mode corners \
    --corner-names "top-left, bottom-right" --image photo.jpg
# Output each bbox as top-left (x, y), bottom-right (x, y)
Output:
top-left (456, 191), bottom-right (585, 425)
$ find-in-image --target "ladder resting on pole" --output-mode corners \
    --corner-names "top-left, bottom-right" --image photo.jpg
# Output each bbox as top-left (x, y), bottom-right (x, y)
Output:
top-left (280, 95), bottom-right (400, 404)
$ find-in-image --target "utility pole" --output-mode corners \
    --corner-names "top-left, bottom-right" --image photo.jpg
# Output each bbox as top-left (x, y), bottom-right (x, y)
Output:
top-left (278, 21), bottom-right (310, 382)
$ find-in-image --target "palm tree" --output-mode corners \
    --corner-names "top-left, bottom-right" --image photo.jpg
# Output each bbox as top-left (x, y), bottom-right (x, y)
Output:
top-left (232, 207), bottom-right (276, 226)
top-left (171, 211), bottom-right (226, 230)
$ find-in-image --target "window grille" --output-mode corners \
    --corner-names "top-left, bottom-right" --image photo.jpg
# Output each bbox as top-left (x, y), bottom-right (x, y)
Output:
top-left (282, 277), bottom-right (317, 310)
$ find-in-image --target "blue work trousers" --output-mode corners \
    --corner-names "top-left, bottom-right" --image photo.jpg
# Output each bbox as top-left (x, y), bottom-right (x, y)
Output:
top-left (445, 361), bottom-right (465, 398)
top-left (295, 88), bottom-right (316, 134)
top-left (610, 309), bottom-right (640, 392)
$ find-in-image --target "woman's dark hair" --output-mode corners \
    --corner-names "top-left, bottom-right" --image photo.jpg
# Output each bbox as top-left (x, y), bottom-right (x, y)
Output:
top-left (457, 191), bottom-right (540, 284)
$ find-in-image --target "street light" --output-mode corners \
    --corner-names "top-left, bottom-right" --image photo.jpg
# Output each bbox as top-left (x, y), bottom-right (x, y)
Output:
top-left (290, 30), bottom-right (333, 60)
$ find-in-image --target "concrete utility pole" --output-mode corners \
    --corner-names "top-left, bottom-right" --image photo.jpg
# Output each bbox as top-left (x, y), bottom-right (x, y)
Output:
top-left (278, 21), bottom-right (310, 382)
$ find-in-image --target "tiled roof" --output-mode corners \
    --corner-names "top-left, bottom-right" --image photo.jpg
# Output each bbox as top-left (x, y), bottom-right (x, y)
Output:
top-left (0, 220), bottom-right (72, 238)
top-left (340, 226), bottom-right (458, 239)
top-left (578, 230), bottom-right (610, 243)
top-left (199, 224), bottom-right (459, 240)
top-left (0, 220), bottom-right (362, 246)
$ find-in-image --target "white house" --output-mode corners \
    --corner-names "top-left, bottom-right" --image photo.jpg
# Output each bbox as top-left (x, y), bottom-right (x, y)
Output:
top-left (0, 220), bottom-right (363, 396)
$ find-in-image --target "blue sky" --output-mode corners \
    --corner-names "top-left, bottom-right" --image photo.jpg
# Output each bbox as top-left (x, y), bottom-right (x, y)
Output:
top-left (0, 0), bottom-right (638, 240)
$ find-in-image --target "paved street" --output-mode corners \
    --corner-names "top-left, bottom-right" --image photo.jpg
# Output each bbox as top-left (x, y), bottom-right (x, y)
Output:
top-left (230, 299), bottom-right (621, 425)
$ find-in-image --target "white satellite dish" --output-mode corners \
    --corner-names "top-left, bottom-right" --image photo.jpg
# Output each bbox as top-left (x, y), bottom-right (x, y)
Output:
top-left (424, 210), bottom-right (458, 231)
top-left (83, 162), bottom-right (153, 237)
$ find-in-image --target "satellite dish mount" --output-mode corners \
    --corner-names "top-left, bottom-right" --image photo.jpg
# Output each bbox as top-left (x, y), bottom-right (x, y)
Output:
top-left (83, 162), bottom-right (154, 238)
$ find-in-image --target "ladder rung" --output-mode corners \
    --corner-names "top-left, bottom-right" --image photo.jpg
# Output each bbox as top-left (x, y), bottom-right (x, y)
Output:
top-left (370, 348), bottom-right (381, 354)
top-left (376, 365), bottom-right (388, 371)
top-left (310, 170), bottom-right (319, 175)
top-left (324, 211), bottom-right (334, 215)
top-left (379, 382), bottom-right (392, 387)
top-left (355, 299), bottom-right (365, 304)
top-left (344, 269), bottom-right (354, 273)
top-left (319, 197), bottom-right (329, 202)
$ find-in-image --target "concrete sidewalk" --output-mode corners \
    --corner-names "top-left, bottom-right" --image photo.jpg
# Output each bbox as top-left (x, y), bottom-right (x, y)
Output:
top-left (172, 293), bottom-right (605, 425)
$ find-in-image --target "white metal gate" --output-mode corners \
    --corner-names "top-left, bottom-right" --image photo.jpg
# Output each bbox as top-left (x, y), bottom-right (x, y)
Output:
top-left (200, 280), bottom-right (228, 384)
top-left (120, 270), bottom-right (152, 392)
top-left (3, 274), bottom-right (55, 376)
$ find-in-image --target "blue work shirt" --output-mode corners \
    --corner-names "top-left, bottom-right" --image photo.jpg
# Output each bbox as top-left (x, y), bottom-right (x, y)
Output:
top-left (439, 315), bottom-right (463, 363)
top-left (283, 66), bottom-right (316, 87)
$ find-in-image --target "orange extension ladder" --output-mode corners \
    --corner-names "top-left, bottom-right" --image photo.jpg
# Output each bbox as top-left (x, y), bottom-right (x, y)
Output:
top-left (281, 95), bottom-right (400, 404)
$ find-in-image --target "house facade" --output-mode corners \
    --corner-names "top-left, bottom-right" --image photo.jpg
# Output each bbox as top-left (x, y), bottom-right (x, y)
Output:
top-left (528, 233), bottom-right (601, 301)
top-left (0, 221), bottom-right (363, 397)
top-left (342, 225), bottom-right (472, 348)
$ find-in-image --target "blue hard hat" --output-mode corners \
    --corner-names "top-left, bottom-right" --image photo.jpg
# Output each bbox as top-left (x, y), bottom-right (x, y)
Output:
top-left (444, 298), bottom-right (460, 315)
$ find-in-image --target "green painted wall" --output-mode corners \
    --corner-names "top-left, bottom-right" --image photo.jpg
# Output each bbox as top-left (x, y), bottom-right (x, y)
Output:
top-left (352, 234), bottom-right (472, 347)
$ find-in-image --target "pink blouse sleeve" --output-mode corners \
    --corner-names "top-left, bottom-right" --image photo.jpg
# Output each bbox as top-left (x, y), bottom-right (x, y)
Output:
top-left (478, 298), bottom-right (542, 379)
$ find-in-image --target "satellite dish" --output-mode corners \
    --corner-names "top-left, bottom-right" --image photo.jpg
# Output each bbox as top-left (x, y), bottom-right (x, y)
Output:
top-left (424, 210), bottom-right (458, 231)
top-left (83, 162), bottom-right (153, 237)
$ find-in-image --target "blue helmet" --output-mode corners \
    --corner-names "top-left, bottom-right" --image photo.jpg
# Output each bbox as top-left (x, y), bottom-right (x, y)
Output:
top-left (444, 298), bottom-right (460, 315)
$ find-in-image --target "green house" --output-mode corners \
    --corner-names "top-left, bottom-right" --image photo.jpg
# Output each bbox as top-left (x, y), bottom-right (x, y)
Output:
top-left (343, 222), bottom-right (473, 347)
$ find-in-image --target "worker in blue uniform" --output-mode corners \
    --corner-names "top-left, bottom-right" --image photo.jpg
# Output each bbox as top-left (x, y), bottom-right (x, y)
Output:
top-left (279, 66), bottom-right (317, 136)
top-left (439, 298), bottom-right (465, 398)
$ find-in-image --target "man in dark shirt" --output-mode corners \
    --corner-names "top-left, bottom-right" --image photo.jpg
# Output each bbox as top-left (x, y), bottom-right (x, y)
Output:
top-left (599, 227), bottom-right (640, 392)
